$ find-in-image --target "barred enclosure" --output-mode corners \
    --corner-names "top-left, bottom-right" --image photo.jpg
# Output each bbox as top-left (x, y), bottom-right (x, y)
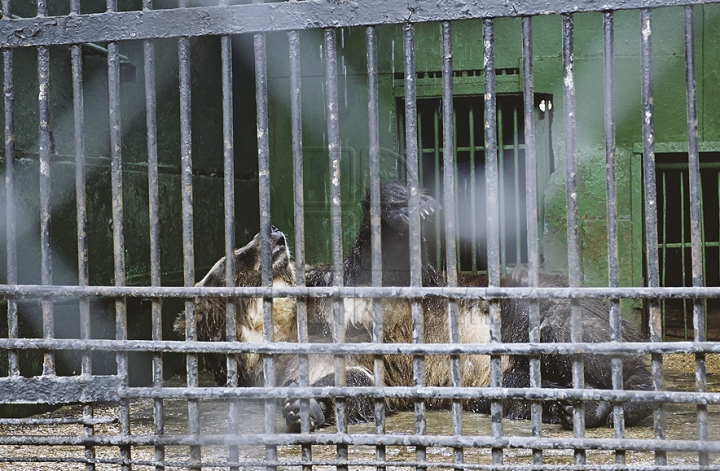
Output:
top-left (1, 0), bottom-right (720, 470)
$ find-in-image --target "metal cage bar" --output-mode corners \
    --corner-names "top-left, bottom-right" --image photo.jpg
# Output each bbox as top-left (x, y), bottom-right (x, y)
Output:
top-left (2, 0), bottom-right (17, 381)
top-left (440, 19), bottom-right (465, 471)
top-left (521, 15), bottom-right (544, 466)
top-left (603, 9), bottom-right (628, 466)
top-left (141, 3), bottom-right (164, 471)
top-left (561, 14), bottom-right (588, 464)
top-left (482, 17), bottom-right (505, 467)
top-left (683, 5), bottom-right (709, 467)
top-left (640, 8), bottom-right (668, 467)
top-left (366, 23), bottom-right (388, 471)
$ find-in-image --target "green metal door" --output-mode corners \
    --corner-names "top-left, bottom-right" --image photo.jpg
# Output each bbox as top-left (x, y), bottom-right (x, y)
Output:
top-left (656, 152), bottom-right (720, 340)
top-left (398, 93), bottom-right (554, 275)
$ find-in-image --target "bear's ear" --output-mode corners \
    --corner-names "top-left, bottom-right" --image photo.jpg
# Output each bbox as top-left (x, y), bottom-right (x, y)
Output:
top-left (231, 244), bottom-right (258, 277)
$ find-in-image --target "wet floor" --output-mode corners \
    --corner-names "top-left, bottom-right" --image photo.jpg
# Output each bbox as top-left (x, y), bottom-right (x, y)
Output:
top-left (147, 371), bottom-right (720, 469)
top-left (1, 370), bottom-right (719, 470)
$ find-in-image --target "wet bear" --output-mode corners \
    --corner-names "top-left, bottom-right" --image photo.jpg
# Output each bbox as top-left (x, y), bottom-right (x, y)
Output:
top-left (174, 227), bottom-right (297, 387)
top-left (289, 183), bottom-right (653, 431)
top-left (469, 267), bottom-right (655, 429)
top-left (283, 182), bottom-right (494, 429)
top-left (174, 225), bottom-right (375, 431)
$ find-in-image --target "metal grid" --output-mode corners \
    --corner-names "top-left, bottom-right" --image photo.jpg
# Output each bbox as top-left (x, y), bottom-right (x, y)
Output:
top-left (1, 0), bottom-right (719, 470)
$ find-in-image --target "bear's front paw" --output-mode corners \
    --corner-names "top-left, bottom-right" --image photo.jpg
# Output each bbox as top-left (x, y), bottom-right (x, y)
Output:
top-left (282, 384), bottom-right (326, 433)
top-left (552, 399), bottom-right (613, 430)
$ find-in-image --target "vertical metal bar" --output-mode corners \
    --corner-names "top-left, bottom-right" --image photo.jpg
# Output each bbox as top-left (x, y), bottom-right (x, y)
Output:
top-left (433, 103), bottom-right (442, 269)
top-left (324, 26), bottom-right (348, 471)
top-left (498, 106), bottom-right (507, 273)
top-left (37, 2), bottom-right (55, 378)
top-left (254, 25), bottom-right (277, 471)
top-left (176, 3), bottom-right (200, 464)
top-left (419, 105), bottom-right (425, 190)
top-left (453, 109), bottom-right (462, 271)
top-left (483, 18), bottom-right (503, 466)
top-left (640, 8), bottom-right (666, 465)
top-left (562, 14), bottom-right (587, 464)
top-left (366, 24), bottom-right (386, 471)
top-left (441, 20), bottom-right (463, 471)
top-left (683, 5), bottom-right (708, 466)
top-left (681, 173), bottom-right (688, 339)
top-left (403, 22), bottom-right (426, 471)
top-left (661, 173), bottom-right (668, 339)
top-left (469, 102), bottom-right (478, 274)
top-left (141, 2), bottom-right (164, 470)
top-left (512, 105), bottom-right (521, 266)
top-left (71, 0), bottom-right (95, 467)
top-left (3, 0), bottom-right (18, 379)
top-left (521, 15), bottom-right (543, 466)
top-left (106, 0), bottom-right (129, 467)
top-left (603, 10), bottom-right (626, 465)
top-left (289, 26), bottom-right (313, 471)
top-left (219, 3), bottom-right (238, 468)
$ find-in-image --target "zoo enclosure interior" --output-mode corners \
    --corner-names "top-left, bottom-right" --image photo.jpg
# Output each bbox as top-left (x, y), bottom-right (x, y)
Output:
top-left (0, 0), bottom-right (720, 470)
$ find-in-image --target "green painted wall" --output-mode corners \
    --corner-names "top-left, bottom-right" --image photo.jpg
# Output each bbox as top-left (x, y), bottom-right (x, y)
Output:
top-left (0, 1), bottom-right (262, 388)
top-left (265, 5), bottom-right (720, 323)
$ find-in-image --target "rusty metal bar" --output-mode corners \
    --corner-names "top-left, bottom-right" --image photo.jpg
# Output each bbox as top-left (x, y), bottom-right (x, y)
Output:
top-left (441, 19), bottom-right (464, 471)
top-left (37, 3), bottom-right (55, 378)
top-left (1, 1), bottom-right (719, 48)
top-left (324, 26), bottom-right (349, 471)
top-left (562, 14), bottom-right (587, 464)
top-left (1, 430), bottom-right (719, 455)
top-left (219, 4), bottom-right (239, 468)
top-left (71, 0), bottom-right (95, 468)
top-left (521, 15), bottom-right (543, 466)
top-left (640, 8), bottom-right (666, 466)
top-left (2, 336), bottom-right (720, 357)
top-left (3, 0), bottom-right (18, 379)
top-left (253, 15), bottom-right (278, 470)
top-left (402, 23), bottom-right (428, 470)
top-left (106, 1), bottom-right (130, 468)
top-left (7, 285), bottom-right (720, 300)
top-left (176, 8), bottom-right (201, 464)
top-left (287, 25), bottom-right (313, 470)
top-left (9, 282), bottom-right (720, 300)
top-left (603, 10), bottom-right (627, 466)
top-left (141, 1), bottom-right (164, 470)
top-left (366, 23), bottom-right (387, 471)
top-left (683, 5), bottom-right (708, 467)
top-left (482, 17), bottom-right (504, 466)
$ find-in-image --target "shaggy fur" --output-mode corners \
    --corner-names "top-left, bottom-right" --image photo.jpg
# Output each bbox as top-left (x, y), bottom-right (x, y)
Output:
top-left (284, 182), bottom-right (493, 426)
top-left (181, 181), bottom-right (654, 432)
top-left (470, 267), bottom-right (654, 428)
top-left (173, 227), bottom-right (297, 387)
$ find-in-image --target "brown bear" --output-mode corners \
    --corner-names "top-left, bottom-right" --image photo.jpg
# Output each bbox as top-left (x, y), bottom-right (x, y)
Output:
top-left (181, 182), bottom-right (653, 432)
top-left (174, 225), bottom-right (374, 430)
top-left (286, 182), bottom-right (653, 431)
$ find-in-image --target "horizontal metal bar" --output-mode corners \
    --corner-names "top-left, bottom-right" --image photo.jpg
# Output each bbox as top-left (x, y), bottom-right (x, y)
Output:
top-left (0, 0), bottom-right (718, 48)
top-left (0, 431), bottom-right (718, 455)
top-left (0, 417), bottom-right (117, 426)
top-left (0, 458), bottom-right (710, 471)
top-left (0, 375), bottom-right (122, 403)
top-left (119, 385), bottom-right (720, 405)
top-left (1, 337), bottom-right (720, 357)
top-left (0, 8), bottom-right (131, 63)
top-left (7, 284), bottom-right (720, 300)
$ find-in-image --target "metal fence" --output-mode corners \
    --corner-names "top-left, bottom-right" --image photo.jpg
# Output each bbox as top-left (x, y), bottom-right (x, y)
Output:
top-left (1, 0), bottom-right (720, 470)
